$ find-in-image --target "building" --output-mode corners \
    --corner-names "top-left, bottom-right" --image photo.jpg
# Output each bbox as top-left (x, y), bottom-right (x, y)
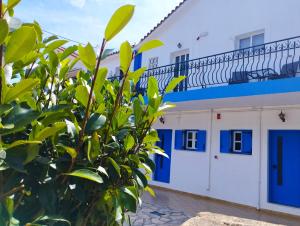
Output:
top-left (102, 0), bottom-right (300, 217)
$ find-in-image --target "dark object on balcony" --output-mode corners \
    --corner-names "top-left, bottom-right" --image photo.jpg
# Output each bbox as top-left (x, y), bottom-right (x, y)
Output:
top-left (269, 61), bottom-right (300, 80)
top-left (281, 61), bottom-right (300, 77)
top-left (229, 71), bottom-right (249, 84)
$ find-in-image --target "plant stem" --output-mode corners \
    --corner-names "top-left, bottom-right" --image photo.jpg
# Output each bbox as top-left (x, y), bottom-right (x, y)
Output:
top-left (0, 0), bottom-right (3, 104)
top-left (45, 74), bottom-right (55, 108)
top-left (62, 39), bottom-right (106, 180)
top-left (0, 185), bottom-right (24, 201)
top-left (104, 52), bottom-right (134, 143)
top-left (77, 39), bottom-right (106, 152)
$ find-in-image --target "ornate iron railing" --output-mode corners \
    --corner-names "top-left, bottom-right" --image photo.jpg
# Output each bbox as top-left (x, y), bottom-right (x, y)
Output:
top-left (111, 36), bottom-right (300, 93)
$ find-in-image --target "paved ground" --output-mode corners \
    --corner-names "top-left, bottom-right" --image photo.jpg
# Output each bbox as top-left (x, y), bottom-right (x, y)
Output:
top-left (129, 187), bottom-right (300, 226)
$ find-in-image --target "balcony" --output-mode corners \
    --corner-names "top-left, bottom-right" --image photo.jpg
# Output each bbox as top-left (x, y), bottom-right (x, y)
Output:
top-left (109, 36), bottom-right (300, 96)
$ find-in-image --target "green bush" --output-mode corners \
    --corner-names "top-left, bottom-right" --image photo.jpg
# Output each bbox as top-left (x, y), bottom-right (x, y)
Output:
top-left (0, 0), bottom-right (185, 225)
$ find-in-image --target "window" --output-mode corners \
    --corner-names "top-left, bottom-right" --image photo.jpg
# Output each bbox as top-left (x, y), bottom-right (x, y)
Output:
top-left (233, 131), bottom-right (242, 152)
top-left (186, 131), bottom-right (198, 150)
top-left (238, 33), bottom-right (265, 51)
top-left (220, 130), bottom-right (252, 155)
top-left (175, 130), bottom-right (206, 152)
top-left (148, 57), bottom-right (159, 69)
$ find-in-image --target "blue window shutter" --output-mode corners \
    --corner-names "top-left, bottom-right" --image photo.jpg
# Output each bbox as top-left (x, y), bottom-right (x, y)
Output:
top-left (242, 130), bottom-right (252, 154)
top-left (220, 130), bottom-right (232, 153)
top-left (196, 130), bottom-right (206, 152)
top-left (134, 53), bottom-right (143, 92)
top-left (175, 130), bottom-right (184, 149)
top-left (134, 53), bottom-right (142, 70)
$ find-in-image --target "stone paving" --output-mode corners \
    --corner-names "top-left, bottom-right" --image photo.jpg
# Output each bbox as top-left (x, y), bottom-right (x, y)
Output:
top-left (129, 202), bottom-right (191, 226)
top-left (127, 187), bottom-right (300, 226)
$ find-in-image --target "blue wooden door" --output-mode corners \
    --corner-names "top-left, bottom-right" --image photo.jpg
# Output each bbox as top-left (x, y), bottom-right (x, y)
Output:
top-left (154, 130), bottom-right (172, 183)
top-left (269, 130), bottom-right (300, 207)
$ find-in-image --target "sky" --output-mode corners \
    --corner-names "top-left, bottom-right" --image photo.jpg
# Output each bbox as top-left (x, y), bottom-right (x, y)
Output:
top-left (14, 0), bottom-right (183, 50)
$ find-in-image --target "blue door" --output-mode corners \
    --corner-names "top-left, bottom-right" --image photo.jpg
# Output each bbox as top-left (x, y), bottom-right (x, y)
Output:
top-left (269, 130), bottom-right (300, 207)
top-left (154, 130), bottom-right (172, 183)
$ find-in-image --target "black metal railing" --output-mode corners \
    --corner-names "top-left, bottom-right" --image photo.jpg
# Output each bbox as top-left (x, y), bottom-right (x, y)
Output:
top-left (108, 36), bottom-right (300, 93)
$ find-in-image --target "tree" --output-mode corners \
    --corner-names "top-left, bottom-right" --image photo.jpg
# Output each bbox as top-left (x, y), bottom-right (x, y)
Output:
top-left (0, 1), bottom-right (185, 225)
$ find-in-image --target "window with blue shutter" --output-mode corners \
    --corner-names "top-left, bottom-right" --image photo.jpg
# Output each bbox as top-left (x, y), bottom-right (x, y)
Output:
top-left (175, 130), bottom-right (184, 150)
top-left (196, 131), bottom-right (206, 152)
top-left (175, 130), bottom-right (206, 152)
top-left (241, 130), bottom-right (252, 154)
top-left (220, 130), bottom-right (252, 155)
top-left (220, 130), bottom-right (233, 153)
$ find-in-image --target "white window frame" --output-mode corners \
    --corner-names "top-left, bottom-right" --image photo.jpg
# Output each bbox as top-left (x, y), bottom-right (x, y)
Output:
top-left (233, 131), bottom-right (242, 153)
top-left (185, 131), bottom-right (197, 150)
top-left (236, 31), bottom-right (265, 50)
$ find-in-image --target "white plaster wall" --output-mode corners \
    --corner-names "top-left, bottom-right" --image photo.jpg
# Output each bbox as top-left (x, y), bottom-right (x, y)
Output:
top-left (209, 110), bottom-right (260, 207)
top-left (150, 106), bottom-right (300, 216)
top-left (151, 112), bottom-right (211, 196)
top-left (102, 54), bottom-right (120, 78)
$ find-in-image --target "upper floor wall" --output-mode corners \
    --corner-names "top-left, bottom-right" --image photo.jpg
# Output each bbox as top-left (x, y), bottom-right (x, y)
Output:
top-left (139, 0), bottom-right (300, 69)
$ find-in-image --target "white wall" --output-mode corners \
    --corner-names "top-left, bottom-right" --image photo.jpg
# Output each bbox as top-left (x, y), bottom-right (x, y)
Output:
top-left (140, 0), bottom-right (300, 68)
top-left (152, 112), bottom-right (211, 196)
top-left (102, 54), bottom-right (120, 78)
top-left (102, 0), bottom-right (300, 86)
top-left (151, 106), bottom-right (300, 216)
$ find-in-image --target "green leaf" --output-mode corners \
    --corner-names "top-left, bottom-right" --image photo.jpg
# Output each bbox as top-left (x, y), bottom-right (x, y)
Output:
top-left (94, 67), bottom-right (108, 101)
top-left (121, 186), bottom-right (138, 201)
top-left (5, 26), bottom-right (37, 64)
top-left (151, 147), bottom-right (169, 158)
top-left (56, 144), bottom-right (77, 159)
top-left (134, 169), bottom-right (148, 188)
top-left (145, 186), bottom-right (156, 197)
top-left (0, 105), bottom-right (40, 135)
top-left (32, 216), bottom-right (71, 226)
top-left (65, 169), bottom-right (103, 184)
top-left (85, 113), bottom-right (106, 134)
top-left (78, 43), bottom-right (96, 71)
top-left (43, 39), bottom-right (67, 53)
top-left (97, 166), bottom-right (108, 177)
top-left (143, 132), bottom-right (159, 143)
top-left (138, 40), bottom-right (164, 54)
top-left (7, 140), bottom-right (41, 149)
top-left (87, 131), bottom-right (100, 163)
top-left (60, 45), bottom-right (78, 61)
top-left (147, 76), bottom-right (159, 99)
top-left (75, 85), bottom-right (89, 108)
top-left (48, 51), bottom-right (59, 73)
top-left (7, 0), bottom-right (21, 9)
top-left (108, 157), bottom-right (121, 177)
top-left (124, 134), bottom-right (134, 151)
top-left (0, 104), bottom-right (12, 116)
top-left (120, 41), bottom-right (132, 73)
top-left (133, 98), bottom-right (142, 125)
top-left (128, 67), bottom-right (146, 85)
top-left (35, 122), bottom-right (66, 141)
top-left (105, 5), bottom-right (135, 41)
top-left (0, 19), bottom-right (9, 45)
top-left (165, 76), bottom-right (186, 93)
top-left (5, 140), bottom-right (41, 166)
top-left (4, 78), bottom-right (39, 104)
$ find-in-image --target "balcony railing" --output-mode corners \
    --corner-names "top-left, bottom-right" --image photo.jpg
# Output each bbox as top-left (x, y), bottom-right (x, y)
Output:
top-left (109, 36), bottom-right (300, 93)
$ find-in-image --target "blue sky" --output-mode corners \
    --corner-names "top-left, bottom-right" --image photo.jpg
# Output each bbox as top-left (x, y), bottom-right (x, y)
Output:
top-left (14, 0), bottom-right (182, 50)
